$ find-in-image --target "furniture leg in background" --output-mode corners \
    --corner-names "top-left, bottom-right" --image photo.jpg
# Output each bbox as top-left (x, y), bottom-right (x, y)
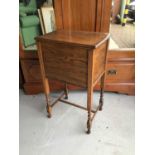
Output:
top-left (99, 74), bottom-right (105, 111)
top-left (64, 83), bottom-right (68, 99)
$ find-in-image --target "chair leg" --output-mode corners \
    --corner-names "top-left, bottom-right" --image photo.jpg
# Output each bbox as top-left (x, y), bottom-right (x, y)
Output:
top-left (64, 83), bottom-right (68, 99)
top-left (44, 79), bottom-right (52, 118)
top-left (99, 74), bottom-right (105, 111)
top-left (45, 95), bottom-right (52, 118)
top-left (87, 118), bottom-right (92, 134)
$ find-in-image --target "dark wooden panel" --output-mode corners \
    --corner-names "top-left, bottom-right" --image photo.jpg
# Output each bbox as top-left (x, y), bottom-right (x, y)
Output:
top-left (41, 42), bottom-right (88, 87)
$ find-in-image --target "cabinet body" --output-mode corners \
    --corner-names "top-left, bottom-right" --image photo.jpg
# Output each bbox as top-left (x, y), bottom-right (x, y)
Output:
top-left (36, 30), bottom-right (109, 89)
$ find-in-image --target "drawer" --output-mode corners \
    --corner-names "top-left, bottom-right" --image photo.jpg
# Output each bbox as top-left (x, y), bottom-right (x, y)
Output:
top-left (105, 62), bottom-right (135, 83)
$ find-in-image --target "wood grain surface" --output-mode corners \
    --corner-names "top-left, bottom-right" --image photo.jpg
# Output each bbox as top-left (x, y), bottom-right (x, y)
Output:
top-left (36, 30), bottom-right (109, 48)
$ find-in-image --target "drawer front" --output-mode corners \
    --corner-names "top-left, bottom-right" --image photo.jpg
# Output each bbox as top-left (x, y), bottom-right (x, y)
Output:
top-left (105, 63), bottom-right (135, 83)
top-left (20, 60), bottom-right (42, 82)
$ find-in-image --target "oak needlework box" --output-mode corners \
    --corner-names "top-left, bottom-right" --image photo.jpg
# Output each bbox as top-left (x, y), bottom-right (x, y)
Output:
top-left (36, 30), bottom-right (110, 133)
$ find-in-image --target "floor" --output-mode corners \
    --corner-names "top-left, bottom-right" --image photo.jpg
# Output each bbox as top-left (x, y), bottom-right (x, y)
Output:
top-left (19, 90), bottom-right (135, 155)
top-left (110, 23), bottom-right (135, 48)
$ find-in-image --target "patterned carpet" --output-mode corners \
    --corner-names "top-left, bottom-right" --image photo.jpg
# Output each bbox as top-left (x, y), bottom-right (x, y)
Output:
top-left (110, 23), bottom-right (135, 48)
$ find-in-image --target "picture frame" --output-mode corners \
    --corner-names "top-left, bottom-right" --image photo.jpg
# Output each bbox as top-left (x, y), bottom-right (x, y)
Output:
top-left (41, 6), bottom-right (56, 34)
top-left (38, 9), bottom-right (45, 35)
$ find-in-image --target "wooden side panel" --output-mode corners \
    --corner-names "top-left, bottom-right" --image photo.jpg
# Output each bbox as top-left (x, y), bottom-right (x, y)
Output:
top-left (41, 42), bottom-right (88, 87)
top-left (93, 43), bottom-right (107, 83)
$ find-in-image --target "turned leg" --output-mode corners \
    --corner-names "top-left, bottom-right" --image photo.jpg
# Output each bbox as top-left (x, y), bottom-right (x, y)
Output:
top-left (87, 85), bottom-right (93, 134)
top-left (64, 83), bottom-right (68, 99)
top-left (44, 79), bottom-right (52, 118)
top-left (99, 74), bottom-right (105, 111)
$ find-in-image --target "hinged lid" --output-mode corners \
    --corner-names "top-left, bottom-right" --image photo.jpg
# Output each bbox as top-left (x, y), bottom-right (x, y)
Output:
top-left (36, 30), bottom-right (110, 49)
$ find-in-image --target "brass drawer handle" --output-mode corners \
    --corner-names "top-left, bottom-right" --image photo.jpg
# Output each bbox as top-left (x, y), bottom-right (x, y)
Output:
top-left (107, 69), bottom-right (117, 75)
